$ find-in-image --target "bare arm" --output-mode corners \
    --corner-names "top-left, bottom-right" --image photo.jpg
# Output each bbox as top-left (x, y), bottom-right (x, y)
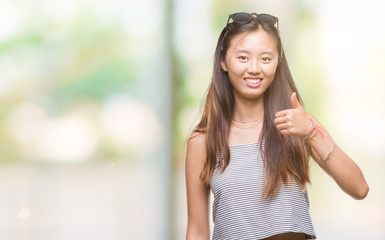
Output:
top-left (274, 92), bottom-right (369, 200)
top-left (307, 114), bottom-right (369, 199)
top-left (185, 132), bottom-right (211, 240)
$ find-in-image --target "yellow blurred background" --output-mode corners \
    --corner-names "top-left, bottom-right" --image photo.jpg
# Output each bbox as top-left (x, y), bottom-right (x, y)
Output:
top-left (0, 0), bottom-right (384, 239)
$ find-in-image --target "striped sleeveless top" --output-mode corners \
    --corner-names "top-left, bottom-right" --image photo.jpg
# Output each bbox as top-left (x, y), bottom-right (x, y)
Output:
top-left (210, 142), bottom-right (316, 240)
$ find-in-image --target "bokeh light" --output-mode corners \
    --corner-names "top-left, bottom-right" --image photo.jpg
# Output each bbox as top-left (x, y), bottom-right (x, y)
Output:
top-left (0, 0), bottom-right (384, 239)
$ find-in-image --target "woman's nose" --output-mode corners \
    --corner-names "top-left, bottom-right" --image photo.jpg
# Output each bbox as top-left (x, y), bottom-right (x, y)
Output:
top-left (247, 60), bottom-right (261, 74)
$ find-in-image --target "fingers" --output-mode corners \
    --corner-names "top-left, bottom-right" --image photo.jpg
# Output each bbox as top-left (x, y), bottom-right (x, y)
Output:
top-left (274, 111), bottom-right (290, 131)
top-left (278, 129), bottom-right (290, 135)
top-left (274, 116), bottom-right (287, 125)
top-left (276, 123), bottom-right (289, 131)
top-left (275, 110), bottom-right (290, 118)
top-left (274, 115), bottom-right (290, 133)
top-left (276, 124), bottom-right (294, 136)
top-left (274, 111), bottom-right (295, 135)
top-left (274, 103), bottom-right (307, 137)
top-left (275, 120), bottom-right (290, 135)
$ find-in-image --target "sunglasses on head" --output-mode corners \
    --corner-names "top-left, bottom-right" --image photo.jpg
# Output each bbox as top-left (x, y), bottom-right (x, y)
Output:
top-left (226, 12), bottom-right (279, 29)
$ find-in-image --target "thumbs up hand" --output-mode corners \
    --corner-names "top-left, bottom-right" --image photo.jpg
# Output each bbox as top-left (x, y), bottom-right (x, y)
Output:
top-left (274, 92), bottom-right (312, 137)
top-left (290, 91), bottom-right (303, 110)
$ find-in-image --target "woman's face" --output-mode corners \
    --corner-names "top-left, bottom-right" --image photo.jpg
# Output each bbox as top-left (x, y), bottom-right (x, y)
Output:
top-left (221, 29), bottom-right (279, 101)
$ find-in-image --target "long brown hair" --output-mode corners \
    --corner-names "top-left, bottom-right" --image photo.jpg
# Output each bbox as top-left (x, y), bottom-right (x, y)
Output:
top-left (193, 16), bottom-right (311, 199)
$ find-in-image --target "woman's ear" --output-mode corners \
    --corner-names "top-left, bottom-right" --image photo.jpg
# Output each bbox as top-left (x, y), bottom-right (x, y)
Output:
top-left (220, 59), bottom-right (228, 72)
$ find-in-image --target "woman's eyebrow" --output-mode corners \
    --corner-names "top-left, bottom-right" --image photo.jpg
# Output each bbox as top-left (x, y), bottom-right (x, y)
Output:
top-left (260, 51), bottom-right (275, 55)
top-left (234, 49), bottom-right (275, 55)
top-left (234, 49), bottom-right (250, 54)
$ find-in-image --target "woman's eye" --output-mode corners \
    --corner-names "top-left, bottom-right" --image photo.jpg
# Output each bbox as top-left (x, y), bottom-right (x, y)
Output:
top-left (262, 57), bottom-right (271, 62)
top-left (238, 56), bottom-right (248, 61)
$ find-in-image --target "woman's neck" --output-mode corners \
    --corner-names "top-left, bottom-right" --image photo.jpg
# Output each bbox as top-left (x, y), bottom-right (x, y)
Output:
top-left (232, 96), bottom-right (264, 122)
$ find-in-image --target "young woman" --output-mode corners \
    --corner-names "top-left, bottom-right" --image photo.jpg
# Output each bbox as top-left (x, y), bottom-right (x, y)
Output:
top-left (185, 12), bottom-right (369, 240)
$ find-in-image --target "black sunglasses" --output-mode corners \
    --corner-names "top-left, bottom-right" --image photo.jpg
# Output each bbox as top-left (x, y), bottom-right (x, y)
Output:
top-left (226, 12), bottom-right (279, 29)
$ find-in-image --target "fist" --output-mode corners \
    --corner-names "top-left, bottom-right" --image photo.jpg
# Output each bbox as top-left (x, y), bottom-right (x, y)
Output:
top-left (274, 92), bottom-right (311, 137)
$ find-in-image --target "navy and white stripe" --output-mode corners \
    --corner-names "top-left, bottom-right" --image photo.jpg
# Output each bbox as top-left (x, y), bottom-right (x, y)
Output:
top-left (210, 142), bottom-right (316, 240)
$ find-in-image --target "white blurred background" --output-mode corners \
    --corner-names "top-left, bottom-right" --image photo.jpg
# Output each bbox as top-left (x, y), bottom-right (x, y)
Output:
top-left (0, 0), bottom-right (384, 239)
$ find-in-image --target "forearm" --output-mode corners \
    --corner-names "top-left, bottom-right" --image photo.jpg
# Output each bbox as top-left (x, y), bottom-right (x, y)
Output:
top-left (274, 94), bottom-right (369, 199)
top-left (186, 227), bottom-right (210, 240)
top-left (307, 114), bottom-right (369, 199)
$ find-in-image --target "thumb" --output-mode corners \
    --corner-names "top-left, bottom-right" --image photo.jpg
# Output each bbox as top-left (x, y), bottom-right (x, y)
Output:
top-left (291, 92), bottom-right (303, 109)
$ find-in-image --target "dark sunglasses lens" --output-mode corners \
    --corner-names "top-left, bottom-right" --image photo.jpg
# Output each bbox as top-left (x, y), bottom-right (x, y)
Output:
top-left (233, 13), bottom-right (253, 24)
top-left (258, 14), bottom-right (277, 25)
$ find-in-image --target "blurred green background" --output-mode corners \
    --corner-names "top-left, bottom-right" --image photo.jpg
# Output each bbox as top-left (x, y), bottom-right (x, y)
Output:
top-left (0, 0), bottom-right (384, 239)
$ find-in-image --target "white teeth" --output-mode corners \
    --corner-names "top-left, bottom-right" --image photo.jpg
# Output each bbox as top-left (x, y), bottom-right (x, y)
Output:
top-left (244, 79), bottom-right (261, 83)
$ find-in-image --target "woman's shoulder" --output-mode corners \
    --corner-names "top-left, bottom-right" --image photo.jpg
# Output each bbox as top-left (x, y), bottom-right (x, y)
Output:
top-left (187, 131), bottom-right (206, 150)
top-left (185, 131), bottom-right (207, 176)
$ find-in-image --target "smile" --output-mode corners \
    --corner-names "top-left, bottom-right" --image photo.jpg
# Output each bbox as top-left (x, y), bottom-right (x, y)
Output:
top-left (244, 78), bottom-right (262, 84)
top-left (243, 77), bottom-right (263, 88)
